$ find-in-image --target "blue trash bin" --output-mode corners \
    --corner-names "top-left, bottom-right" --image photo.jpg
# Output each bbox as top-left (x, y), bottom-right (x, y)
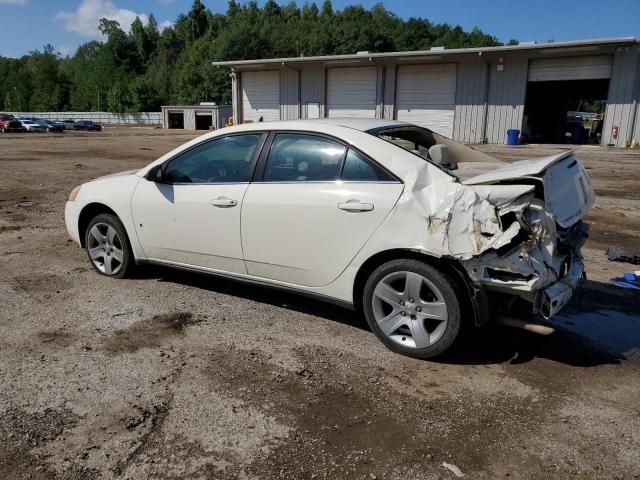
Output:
top-left (506, 129), bottom-right (520, 145)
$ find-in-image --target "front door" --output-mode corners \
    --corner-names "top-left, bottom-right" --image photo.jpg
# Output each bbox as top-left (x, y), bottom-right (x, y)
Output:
top-left (241, 133), bottom-right (403, 287)
top-left (131, 133), bottom-right (265, 274)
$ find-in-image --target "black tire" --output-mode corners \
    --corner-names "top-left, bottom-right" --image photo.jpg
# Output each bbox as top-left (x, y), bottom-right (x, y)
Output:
top-left (84, 213), bottom-right (135, 278)
top-left (362, 259), bottom-right (462, 360)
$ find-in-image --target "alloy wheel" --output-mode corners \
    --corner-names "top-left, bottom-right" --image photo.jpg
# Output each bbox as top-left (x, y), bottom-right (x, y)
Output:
top-left (372, 271), bottom-right (448, 349)
top-left (87, 222), bottom-right (124, 275)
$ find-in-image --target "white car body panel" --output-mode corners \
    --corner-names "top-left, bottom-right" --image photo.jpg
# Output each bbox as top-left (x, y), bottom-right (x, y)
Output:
top-left (131, 180), bottom-right (248, 274)
top-left (65, 119), bottom-right (594, 318)
top-left (241, 182), bottom-right (404, 287)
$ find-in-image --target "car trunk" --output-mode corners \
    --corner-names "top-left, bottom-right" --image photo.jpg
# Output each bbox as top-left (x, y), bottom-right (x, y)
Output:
top-left (460, 150), bottom-right (595, 228)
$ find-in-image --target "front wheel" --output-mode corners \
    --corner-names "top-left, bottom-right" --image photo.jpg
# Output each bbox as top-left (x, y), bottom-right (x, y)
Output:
top-left (85, 213), bottom-right (134, 278)
top-left (362, 259), bottom-right (462, 360)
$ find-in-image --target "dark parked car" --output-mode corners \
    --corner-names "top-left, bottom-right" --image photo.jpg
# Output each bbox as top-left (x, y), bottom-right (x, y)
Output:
top-left (42, 119), bottom-right (65, 132)
top-left (74, 120), bottom-right (102, 131)
top-left (0, 114), bottom-right (23, 133)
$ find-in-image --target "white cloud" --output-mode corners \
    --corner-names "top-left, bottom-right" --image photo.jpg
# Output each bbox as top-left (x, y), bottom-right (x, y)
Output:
top-left (56, 0), bottom-right (149, 38)
top-left (0, 0), bottom-right (27, 5)
top-left (158, 20), bottom-right (173, 31)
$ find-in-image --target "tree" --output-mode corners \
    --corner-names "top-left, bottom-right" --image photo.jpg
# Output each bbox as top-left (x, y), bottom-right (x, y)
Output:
top-left (106, 83), bottom-right (131, 113)
top-left (0, 1), bottom-right (506, 113)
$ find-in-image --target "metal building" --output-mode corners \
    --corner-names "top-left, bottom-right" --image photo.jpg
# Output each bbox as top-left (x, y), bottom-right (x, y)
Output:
top-left (213, 37), bottom-right (640, 147)
top-left (162, 103), bottom-right (232, 130)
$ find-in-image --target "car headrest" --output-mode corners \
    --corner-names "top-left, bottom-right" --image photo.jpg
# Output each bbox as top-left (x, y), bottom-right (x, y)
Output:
top-left (428, 144), bottom-right (456, 170)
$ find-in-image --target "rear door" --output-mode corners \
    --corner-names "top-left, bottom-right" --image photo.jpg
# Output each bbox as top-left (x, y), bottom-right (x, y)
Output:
top-left (241, 132), bottom-right (404, 287)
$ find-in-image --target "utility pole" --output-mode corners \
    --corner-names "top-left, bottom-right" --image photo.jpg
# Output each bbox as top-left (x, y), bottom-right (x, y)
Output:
top-left (14, 87), bottom-right (21, 112)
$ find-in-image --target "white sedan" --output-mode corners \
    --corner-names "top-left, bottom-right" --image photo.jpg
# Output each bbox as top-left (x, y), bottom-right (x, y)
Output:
top-left (65, 119), bottom-right (594, 359)
top-left (19, 119), bottom-right (44, 132)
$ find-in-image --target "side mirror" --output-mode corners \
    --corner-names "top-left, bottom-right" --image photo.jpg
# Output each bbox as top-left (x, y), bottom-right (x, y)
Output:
top-left (147, 164), bottom-right (165, 183)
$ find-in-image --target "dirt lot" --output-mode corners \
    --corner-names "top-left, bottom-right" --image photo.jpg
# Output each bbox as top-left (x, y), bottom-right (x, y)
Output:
top-left (1, 127), bottom-right (639, 480)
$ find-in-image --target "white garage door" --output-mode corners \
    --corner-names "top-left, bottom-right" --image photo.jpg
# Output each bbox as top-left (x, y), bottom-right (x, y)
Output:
top-left (327, 67), bottom-right (378, 118)
top-left (396, 64), bottom-right (457, 138)
top-left (242, 71), bottom-right (280, 122)
top-left (528, 55), bottom-right (613, 81)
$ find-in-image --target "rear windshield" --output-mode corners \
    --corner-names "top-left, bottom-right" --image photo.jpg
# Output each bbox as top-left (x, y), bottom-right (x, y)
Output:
top-left (367, 125), bottom-right (453, 175)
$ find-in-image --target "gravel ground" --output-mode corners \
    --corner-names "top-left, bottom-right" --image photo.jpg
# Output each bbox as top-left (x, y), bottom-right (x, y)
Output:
top-left (1, 128), bottom-right (639, 480)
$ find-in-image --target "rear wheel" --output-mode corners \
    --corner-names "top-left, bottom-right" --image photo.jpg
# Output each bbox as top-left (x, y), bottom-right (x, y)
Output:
top-left (84, 213), bottom-right (134, 278)
top-left (362, 259), bottom-right (462, 359)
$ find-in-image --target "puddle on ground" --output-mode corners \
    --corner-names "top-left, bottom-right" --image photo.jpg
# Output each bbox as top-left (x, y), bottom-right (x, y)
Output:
top-left (551, 310), bottom-right (640, 356)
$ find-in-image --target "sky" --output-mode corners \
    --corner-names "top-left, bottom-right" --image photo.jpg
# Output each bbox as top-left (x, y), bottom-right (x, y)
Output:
top-left (0, 0), bottom-right (638, 58)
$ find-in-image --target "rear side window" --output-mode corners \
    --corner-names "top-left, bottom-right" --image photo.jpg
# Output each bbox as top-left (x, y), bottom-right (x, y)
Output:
top-left (263, 134), bottom-right (346, 182)
top-left (341, 149), bottom-right (395, 182)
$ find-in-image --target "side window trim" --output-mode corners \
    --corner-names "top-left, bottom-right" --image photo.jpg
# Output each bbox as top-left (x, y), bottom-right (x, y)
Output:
top-left (157, 132), bottom-right (268, 185)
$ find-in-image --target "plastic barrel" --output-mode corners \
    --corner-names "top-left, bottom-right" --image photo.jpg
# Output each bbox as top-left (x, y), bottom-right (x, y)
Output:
top-left (506, 129), bottom-right (520, 145)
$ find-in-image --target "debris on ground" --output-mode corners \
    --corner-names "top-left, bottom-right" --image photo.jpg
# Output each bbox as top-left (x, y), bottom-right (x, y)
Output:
top-left (607, 246), bottom-right (640, 265)
top-left (610, 272), bottom-right (640, 290)
top-left (443, 462), bottom-right (465, 477)
top-left (15, 198), bottom-right (33, 208)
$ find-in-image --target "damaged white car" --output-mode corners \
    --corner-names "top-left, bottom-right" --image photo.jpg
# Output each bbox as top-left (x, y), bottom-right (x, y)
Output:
top-left (64, 119), bottom-right (594, 359)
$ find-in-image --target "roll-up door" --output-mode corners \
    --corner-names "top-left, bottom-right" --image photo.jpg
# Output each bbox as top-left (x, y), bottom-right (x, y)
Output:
top-left (326, 67), bottom-right (378, 118)
top-left (241, 70), bottom-right (281, 122)
top-left (528, 56), bottom-right (613, 81)
top-left (396, 64), bottom-right (457, 138)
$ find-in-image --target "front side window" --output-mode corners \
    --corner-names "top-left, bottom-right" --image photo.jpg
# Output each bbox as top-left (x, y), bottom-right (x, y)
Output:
top-left (163, 134), bottom-right (262, 183)
top-left (263, 134), bottom-right (346, 182)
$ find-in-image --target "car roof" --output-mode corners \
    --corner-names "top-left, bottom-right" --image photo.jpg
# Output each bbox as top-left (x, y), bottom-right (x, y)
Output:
top-left (222, 118), bottom-right (411, 134)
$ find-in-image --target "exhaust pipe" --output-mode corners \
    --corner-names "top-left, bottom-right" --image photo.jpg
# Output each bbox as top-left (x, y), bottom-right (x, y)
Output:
top-left (497, 316), bottom-right (555, 335)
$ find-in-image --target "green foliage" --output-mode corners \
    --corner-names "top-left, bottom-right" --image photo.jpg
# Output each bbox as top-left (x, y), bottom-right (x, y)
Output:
top-left (0, 0), bottom-right (505, 113)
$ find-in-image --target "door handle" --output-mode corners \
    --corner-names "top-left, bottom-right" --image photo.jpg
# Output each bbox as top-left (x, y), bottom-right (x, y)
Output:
top-left (210, 197), bottom-right (238, 208)
top-left (338, 200), bottom-right (374, 212)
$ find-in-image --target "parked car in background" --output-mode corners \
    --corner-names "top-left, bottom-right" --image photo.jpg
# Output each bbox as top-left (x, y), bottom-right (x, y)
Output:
top-left (19, 119), bottom-right (44, 132)
top-left (40, 119), bottom-right (65, 132)
top-left (0, 114), bottom-right (23, 133)
top-left (60, 119), bottom-right (77, 130)
top-left (74, 120), bottom-right (102, 131)
top-left (64, 118), bottom-right (595, 360)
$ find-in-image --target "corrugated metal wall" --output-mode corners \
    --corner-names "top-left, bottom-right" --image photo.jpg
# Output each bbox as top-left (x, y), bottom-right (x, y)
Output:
top-left (453, 57), bottom-right (488, 143)
top-left (12, 111), bottom-right (162, 125)
top-left (603, 46), bottom-right (640, 146)
top-left (301, 66), bottom-right (325, 118)
top-left (233, 45), bottom-right (640, 146)
top-left (382, 65), bottom-right (396, 119)
top-left (485, 56), bottom-right (529, 144)
top-left (280, 68), bottom-right (300, 120)
top-left (183, 108), bottom-right (196, 130)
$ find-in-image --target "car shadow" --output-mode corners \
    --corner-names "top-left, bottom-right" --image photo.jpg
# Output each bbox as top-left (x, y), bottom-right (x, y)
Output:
top-left (140, 264), bottom-right (369, 331)
top-left (138, 267), bottom-right (639, 368)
